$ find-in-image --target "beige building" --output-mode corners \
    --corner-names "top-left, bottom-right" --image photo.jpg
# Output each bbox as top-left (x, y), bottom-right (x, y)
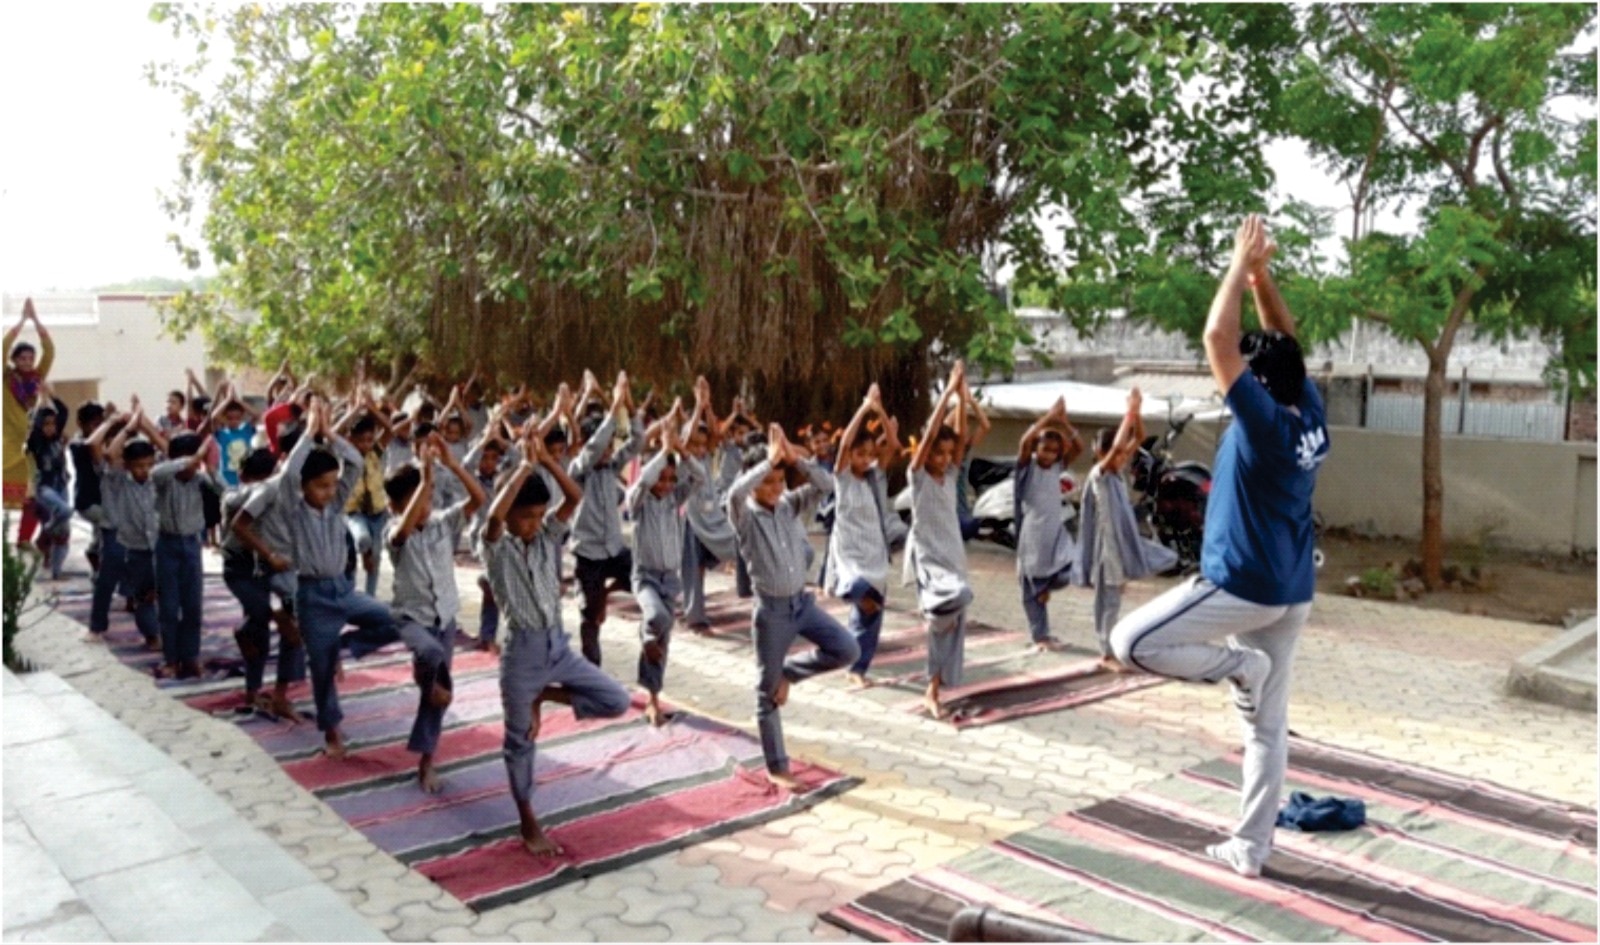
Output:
top-left (2, 292), bottom-right (221, 416)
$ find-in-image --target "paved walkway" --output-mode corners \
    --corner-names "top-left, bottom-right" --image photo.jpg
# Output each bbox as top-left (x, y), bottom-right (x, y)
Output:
top-left (3, 667), bottom-right (383, 942)
top-left (5, 531), bottom-right (1594, 941)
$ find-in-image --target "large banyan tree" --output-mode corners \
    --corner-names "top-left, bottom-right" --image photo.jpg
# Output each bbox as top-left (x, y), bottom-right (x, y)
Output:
top-left (153, 3), bottom-right (1293, 424)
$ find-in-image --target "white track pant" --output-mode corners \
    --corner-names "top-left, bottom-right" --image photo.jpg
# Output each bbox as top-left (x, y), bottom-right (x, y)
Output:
top-left (1110, 576), bottom-right (1310, 868)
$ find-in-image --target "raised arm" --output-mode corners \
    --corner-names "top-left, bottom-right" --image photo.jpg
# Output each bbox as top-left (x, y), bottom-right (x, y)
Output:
top-left (625, 448), bottom-right (671, 516)
top-left (433, 430), bottom-right (488, 519)
top-left (1102, 388), bottom-right (1144, 474)
top-left (910, 376), bottom-right (959, 473)
top-left (390, 443), bottom-right (436, 545)
top-left (530, 429), bottom-right (583, 524)
top-left (1248, 246), bottom-right (1297, 339)
top-left (1204, 214), bottom-right (1270, 396)
top-left (835, 384), bottom-right (880, 474)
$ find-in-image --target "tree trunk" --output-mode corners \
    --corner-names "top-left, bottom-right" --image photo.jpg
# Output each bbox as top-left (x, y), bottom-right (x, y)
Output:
top-left (1419, 353), bottom-right (1447, 589)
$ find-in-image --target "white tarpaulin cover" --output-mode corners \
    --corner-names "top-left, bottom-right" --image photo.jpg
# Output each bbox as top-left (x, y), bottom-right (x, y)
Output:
top-left (972, 379), bottom-right (1229, 424)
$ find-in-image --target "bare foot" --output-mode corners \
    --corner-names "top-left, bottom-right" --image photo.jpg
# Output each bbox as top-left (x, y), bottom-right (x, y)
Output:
top-left (923, 683), bottom-right (944, 719)
top-left (82, 631), bottom-right (106, 645)
top-left (528, 686), bottom-right (573, 740)
top-left (418, 757), bottom-right (442, 794)
top-left (142, 637), bottom-right (163, 653)
top-left (324, 729), bottom-right (348, 760)
top-left (773, 676), bottom-right (791, 708)
top-left (428, 682), bottom-right (453, 711)
top-left (1036, 591), bottom-right (1051, 606)
top-left (769, 769), bottom-right (806, 791)
top-left (846, 672), bottom-right (873, 690)
top-left (269, 691), bottom-right (303, 722)
top-left (644, 693), bottom-right (666, 727)
top-left (153, 662), bottom-right (181, 680)
top-left (521, 829), bottom-right (564, 857)
top-left (688, 623), bottom-right (712, 637)
top-left (1098, 655), bottom-right (1130, 674)
top-left (860, 596), bottom-right (882, 616)
top-left (334, 658), bottom-right (345, 681)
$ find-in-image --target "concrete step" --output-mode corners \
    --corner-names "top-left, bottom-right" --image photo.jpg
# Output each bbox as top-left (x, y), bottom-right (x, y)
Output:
top-left (1506, 617), bottom-right (1597, 712)
top-left (2, 668), bottom-right (387, 943)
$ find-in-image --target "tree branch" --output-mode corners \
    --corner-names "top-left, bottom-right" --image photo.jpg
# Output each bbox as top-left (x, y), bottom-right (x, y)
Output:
top-left (1491, 123), bottom-right (1520, 210)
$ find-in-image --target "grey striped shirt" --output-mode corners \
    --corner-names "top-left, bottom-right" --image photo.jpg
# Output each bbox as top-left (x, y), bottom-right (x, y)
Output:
top-left (242, 433), bottom-right (364, 579)
top-left (385, 502), bottom-right (469, 627)
top-left (626, 451), bottom-right (701, 573)
top-left (478, 516), bottom-right (570, 642)
top-left (568, 413), bottom-right (642, 560)
top-left (726, 458), bottom-right (834, 599)
top-left (683, 443), bottom-right (741, 561)
top-left (826, 466), bottom-right (890, 595)
top-left (908, 467), bottom-right (969, 611)
top-left (101, 466), bottom-right (158, 551)
top-left (152, 460), bottom-right (222, 536)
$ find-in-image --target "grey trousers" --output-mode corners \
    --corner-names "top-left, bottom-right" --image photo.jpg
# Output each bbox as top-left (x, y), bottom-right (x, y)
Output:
top-left (1109, 576), bottom-right (1310, 868)
top-left (633, 569), bottom-right (681, 694)
top-left (1091, 567), bottom-right (1123, 658)
top-left (924, 606), bottom-right (968, 687)
top-left (397, 617), bottom-right (456, 756)
top-left (499, 626), bottom-right (632, 803)
top-left (1019, 567), bottom-right (1074, 644)
top-left (752, 592), bottom-right (859, 773)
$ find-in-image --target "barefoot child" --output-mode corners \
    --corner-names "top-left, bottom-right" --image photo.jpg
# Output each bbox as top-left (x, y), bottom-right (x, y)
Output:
top-left (1014, 397), bottom-right (1086, 652)
top-left (827, 384), bottom-right (894, 688)
top-left (625, 402), bottom-right (702, 725)
top-left (233, 397), bottom-right (400, 759)
top-left (1077, 387), bottom-right (1177, 667)
top-left (907, 362), bottom-right (976, 718)
top-left (221, 447), bottom-right (306, 717)
top-left (152, 432), bottom-right (225, 679)
top-left (569, 371), bottom-right (644, 666)
top-left (481, 428), bottom-right (631, 856)
top-left (727, 424), bottom-right (858, 785)
top-left (384, 432), bottom-right (487, 793)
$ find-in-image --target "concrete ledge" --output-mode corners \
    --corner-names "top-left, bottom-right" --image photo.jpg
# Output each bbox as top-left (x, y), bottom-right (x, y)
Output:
top-left (1506, 618), bottom-right (1597, 712)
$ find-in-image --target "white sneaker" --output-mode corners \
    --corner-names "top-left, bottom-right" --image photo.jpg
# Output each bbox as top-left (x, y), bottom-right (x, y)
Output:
top-left (1204, 839), bottom-right (1263, 878)
top-left (1228, 648), bottom-right (1272, 721)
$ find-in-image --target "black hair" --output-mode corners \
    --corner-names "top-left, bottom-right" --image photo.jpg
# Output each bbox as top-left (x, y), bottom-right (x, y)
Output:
top-left (278, 428), bottom-right (303, 456)
top-left (413, 421), bottom-right (438, 439)
top-left (301, 448), bottom-right (341, 482)
top-left (11, 342), bottom-right (36, 362)
top-left (481, 438), bottom-right (507, 455)
top-left (543, 427), bottom-right (568, 447)
top-left (1095, 428), bottom-right (1117, 455)
top-left (848, 428), bottom-right (877, 451)
top-left (384, 466), bottom-right (422, 506)
top-left (693, 423), bottom-right (711, 438)
top-left (580, 415), bottom-right (605, 442)
top-left (416, 403), bottom-right (438, 422)
top-left (933, 427), bottom-right (960, 446)
top-left (288, 403), bottom-right (305, 420)
top-left (1240, 330), bottom-right (1306, 407)
top-left (240, 448), bottom-right (277, 482)
top-left (77, 402), bottom-right (105, 428)
top-left (351, 415), bottom-right (378, 438)
top-left (513, 474), bottom-right (552, 509)
top-left (442, 414), bottom-right (465, 429)
top-left (1039, 430), bottom-right (1065, 450)
top-left (191, 396), bottom-right (212, 413)
top-left (169, 390), bottom-right (187, 408)
top-left (168, 433), bottom-right (203, 460)
top-left (123, 440), bottom-right (157, 463)
top-left (742, 445), bottom-right (769, 471)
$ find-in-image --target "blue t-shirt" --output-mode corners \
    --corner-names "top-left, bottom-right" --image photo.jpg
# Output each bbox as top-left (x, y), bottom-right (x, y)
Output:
top-left (214, 423), bottom-right (257, 489)
top-left (1200, 373), bottom-right (1329, 606)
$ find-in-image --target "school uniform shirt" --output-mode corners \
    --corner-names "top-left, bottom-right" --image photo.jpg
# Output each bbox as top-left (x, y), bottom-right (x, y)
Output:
top-left (1014, 459), bottom-right (1076, 580)
top-left (220, 484), bottom-right (261, 568)
top-left (568, 413), bottom-right (643, 561)
top-left (101, 466), bottom-right (158, 551)
top-left (683, 444), bottom-right (741, 562)
top-left (382, 438), bottom-right (414, 476)
top-left (1201, 373), bottom-right (1329, 606)
top-left (726, 458), bottom-right (834, 599)
top-left (478, 515), bottom-right (570, 639)
top-left (242, 434), bottom-right (363, 579)
top-left (827, 466), bottom-right (890, 595)
top-left (385, 501), bottom-right (469, 628)
top-left (907, 467), bottom-right (968, 612)
top-left (214, 422), bottom-right (256, 488)
top-left (151, 460), bottom-right (222, 536)
top-left (626, 451), bottom-right (701, 573)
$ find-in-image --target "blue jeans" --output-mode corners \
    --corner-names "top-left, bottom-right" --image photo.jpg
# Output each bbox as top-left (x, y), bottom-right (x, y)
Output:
top-left (838, 579), bottom-right (886, 676)
top-left (156, 533), bottom-right (204, 665)
top-left (347, 511), bottom-right (389, 597)
top-left (296, 575), bottom-right (399, 733)
top-left (91, 532), bottom-right (156, 640)
top-left (223, 560), bottom-right (306, 693)
top-left (752, 592), bottom-right (858, 773)
top-left (499, 625), bottom-right (631, 802)
top-left (34, 485), bottom-right (73, 533)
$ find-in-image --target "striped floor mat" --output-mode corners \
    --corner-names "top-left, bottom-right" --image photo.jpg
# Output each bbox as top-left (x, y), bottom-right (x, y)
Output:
top-left (823, 737), bottom-right (1597, 942)
top-left (613, 588), bottom-right (1165, 728)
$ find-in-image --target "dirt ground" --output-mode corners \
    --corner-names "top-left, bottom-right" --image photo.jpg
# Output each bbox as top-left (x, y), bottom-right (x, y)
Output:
top-left (1316, 531), bottom-right (1597, 627)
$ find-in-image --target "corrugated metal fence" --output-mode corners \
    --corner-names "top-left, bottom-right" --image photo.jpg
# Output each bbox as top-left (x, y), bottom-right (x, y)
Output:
top-left (1366, 393), bottom-right (1567, 441)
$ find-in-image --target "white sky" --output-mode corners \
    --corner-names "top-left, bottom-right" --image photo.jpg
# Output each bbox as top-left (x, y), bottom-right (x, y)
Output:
top-left (0, 5), bottom-right (1378, 295)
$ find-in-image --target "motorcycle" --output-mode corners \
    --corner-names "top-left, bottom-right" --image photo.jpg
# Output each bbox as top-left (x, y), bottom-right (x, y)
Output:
top-left (1129, 397), bottom-right (1212, 574)
top-left (894, 456), bottom-right (1077, 550)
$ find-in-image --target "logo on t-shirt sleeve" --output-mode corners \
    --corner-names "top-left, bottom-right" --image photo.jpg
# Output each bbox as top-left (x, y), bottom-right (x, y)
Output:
top-left (1296, 427), bottom-right (1329, 471)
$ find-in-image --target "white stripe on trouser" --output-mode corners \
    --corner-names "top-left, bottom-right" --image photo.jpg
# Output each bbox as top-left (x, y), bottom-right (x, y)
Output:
top-left (1109, 576), bottom-right (1311, 867)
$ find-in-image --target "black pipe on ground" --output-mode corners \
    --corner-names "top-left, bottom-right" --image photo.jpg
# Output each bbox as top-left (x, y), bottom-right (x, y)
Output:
top-left (947, 906), bottom-right (1122, 943)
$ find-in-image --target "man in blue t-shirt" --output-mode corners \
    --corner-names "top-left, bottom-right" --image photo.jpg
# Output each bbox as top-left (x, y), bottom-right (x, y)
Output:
top-left (1110, 214), bottom-right (1330, 879)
